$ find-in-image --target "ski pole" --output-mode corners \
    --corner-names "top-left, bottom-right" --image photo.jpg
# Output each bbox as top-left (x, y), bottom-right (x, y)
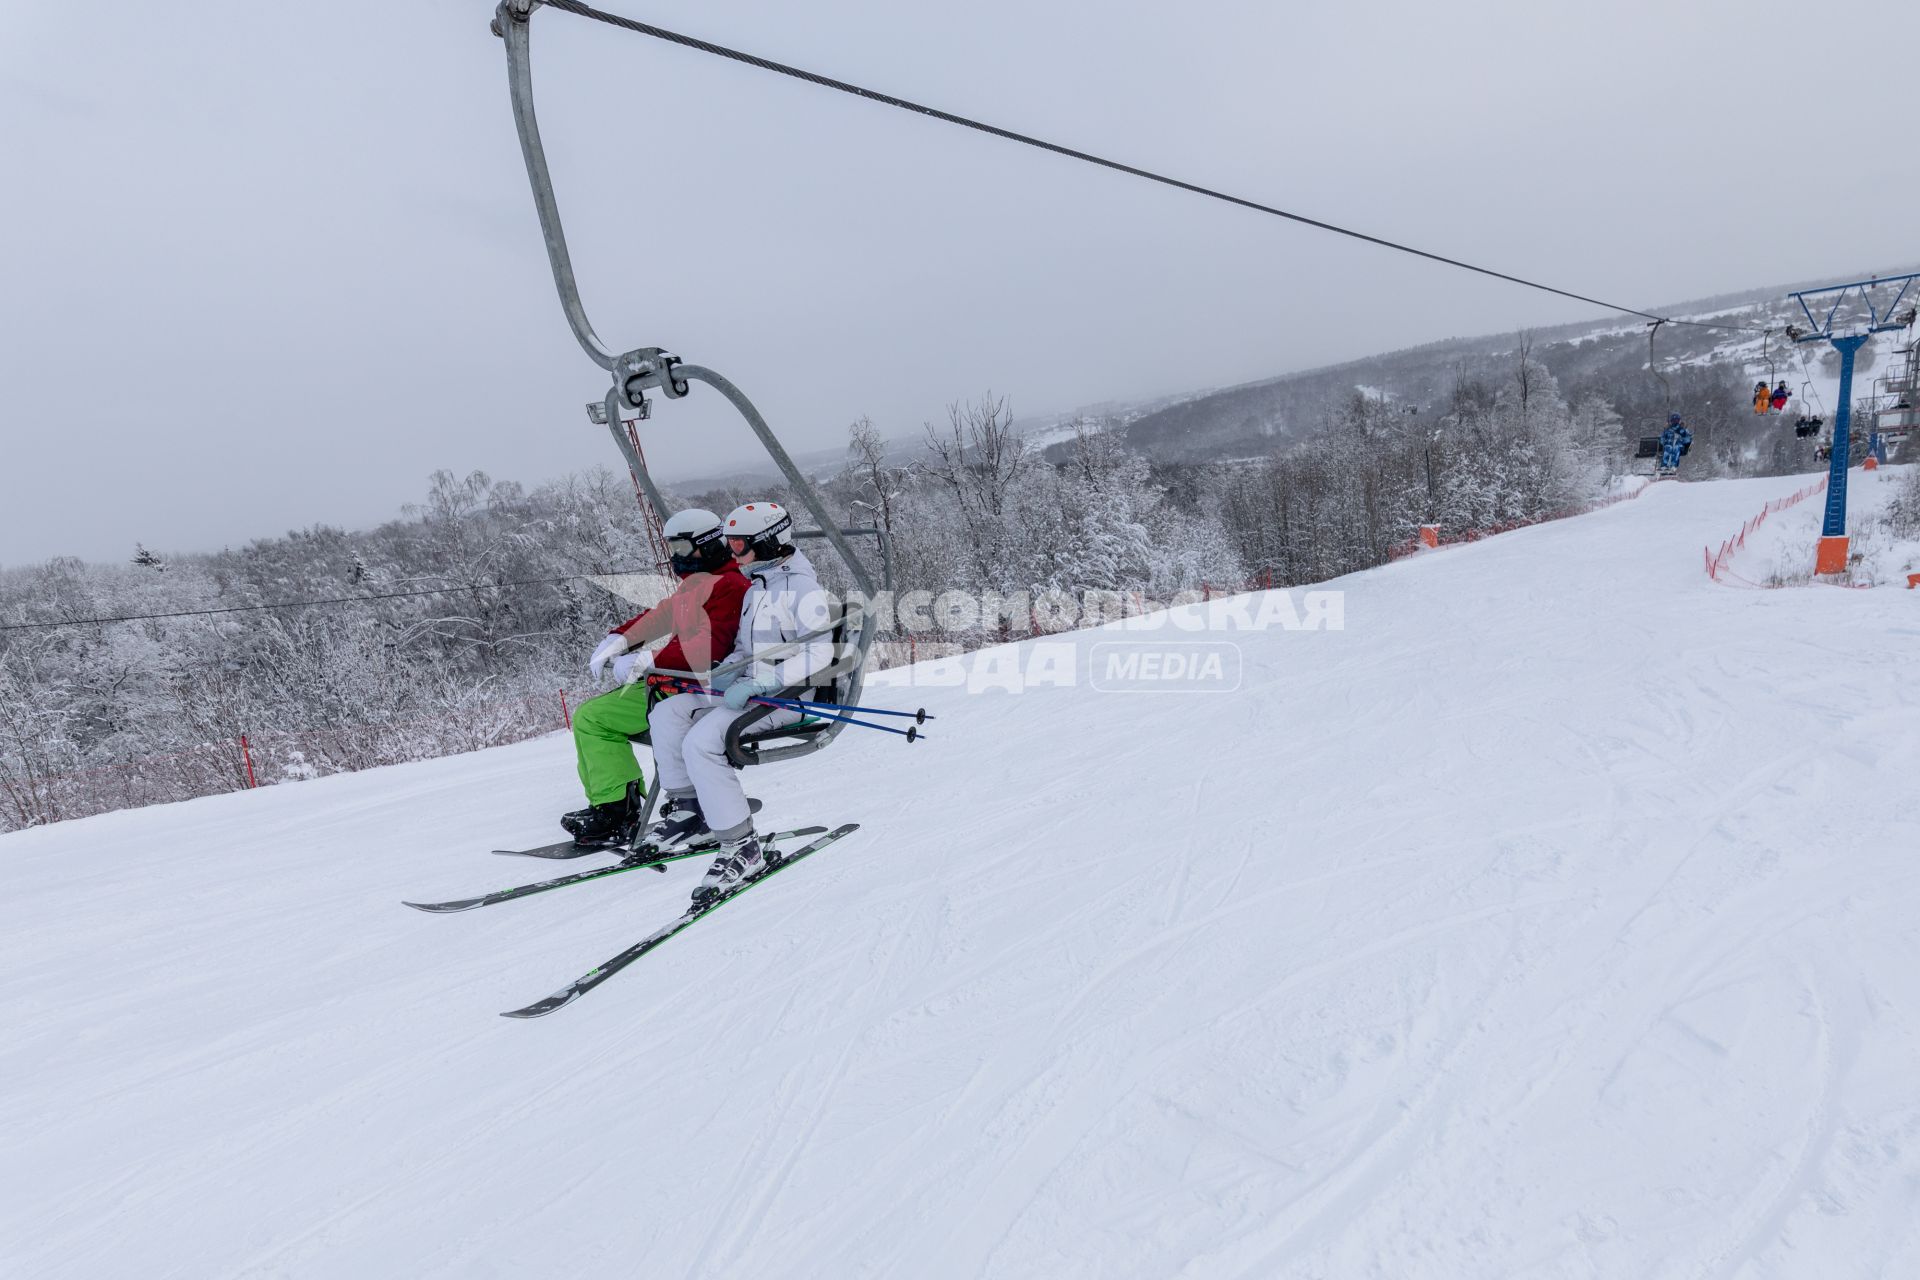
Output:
top-left (758, 695), bottom-right (934, 724)
top-left (651, 678), bottom-right (934, 724)
top-left (759, 702), bottom-right (926, 742)
top-left (736, 694), bottom-right (930, 734)
top-left (672, 685), bottom-right (926, 741)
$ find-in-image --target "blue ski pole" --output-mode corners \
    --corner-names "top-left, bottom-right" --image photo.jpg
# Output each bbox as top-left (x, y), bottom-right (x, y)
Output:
top-left (668, 684), bottom-right (927, 741)
top-left (652, 678), bottom-right (933, 725)
top-left (760, 695), bottom-right (934, 724)
top-left (759, 701), bottom-right (925, 741)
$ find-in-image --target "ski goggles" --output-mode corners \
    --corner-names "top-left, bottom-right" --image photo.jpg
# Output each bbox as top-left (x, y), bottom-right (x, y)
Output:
top-left (666, 529), bottom-right (723, 557)
top-left (726, 513), bottom-right (794, 553)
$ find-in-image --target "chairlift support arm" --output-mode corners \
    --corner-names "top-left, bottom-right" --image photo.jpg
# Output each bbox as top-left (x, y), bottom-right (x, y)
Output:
top-left (494, 1), bottom-right (616, 371)
top-left (1647, 319), bottom-right (1672, 407)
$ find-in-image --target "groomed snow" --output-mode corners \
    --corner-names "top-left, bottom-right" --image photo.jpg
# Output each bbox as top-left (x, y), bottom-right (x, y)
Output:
top-left (4, 473), bottom-right (1918, 1279)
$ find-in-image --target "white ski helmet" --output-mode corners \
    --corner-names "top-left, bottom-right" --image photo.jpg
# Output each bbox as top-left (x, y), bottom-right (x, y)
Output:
top-left (661, 507), bottom-right (727, 575)
top-left (723, 501), bottom-right (795, 561)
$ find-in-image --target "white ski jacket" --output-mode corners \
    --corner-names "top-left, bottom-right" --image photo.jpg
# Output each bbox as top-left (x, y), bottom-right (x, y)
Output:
top-left (721, 549), bottom-right (837, 692)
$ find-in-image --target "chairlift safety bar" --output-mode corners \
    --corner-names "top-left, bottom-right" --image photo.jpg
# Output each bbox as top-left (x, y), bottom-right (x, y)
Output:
top-left (643, 616), bottom-right (852, 689)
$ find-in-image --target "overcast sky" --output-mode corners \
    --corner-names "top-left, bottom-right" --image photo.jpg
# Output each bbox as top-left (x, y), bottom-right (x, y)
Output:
top-left (4, 0), bottom-right (1916, 564)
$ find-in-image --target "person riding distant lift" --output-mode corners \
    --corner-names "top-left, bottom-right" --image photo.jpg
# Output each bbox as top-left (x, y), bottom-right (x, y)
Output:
top-left (1658, 413), bottom-right (1692, 472)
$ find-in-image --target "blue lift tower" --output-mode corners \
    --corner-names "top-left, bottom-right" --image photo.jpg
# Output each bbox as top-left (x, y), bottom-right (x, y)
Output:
top-left (1784, 274), bottom-right (1920, 574)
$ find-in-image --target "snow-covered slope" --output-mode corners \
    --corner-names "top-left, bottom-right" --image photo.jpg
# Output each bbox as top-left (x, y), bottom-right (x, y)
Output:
top-left (5, 474), bottom-right (1919, 1279)
top-left (1720, 463), bottom-right (1920, 589)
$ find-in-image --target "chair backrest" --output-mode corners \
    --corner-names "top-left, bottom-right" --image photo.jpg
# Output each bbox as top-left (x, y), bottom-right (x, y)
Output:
top-left (820, 612), bottom-right (859, 703)
top-left (722, 608), bottom-right (861, 769)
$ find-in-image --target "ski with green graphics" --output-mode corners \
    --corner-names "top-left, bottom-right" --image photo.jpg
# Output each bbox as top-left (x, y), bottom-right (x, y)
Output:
top-left (500, 823), bottom-right (859, 1019)
top-left (402, 826), bottom-right (826, 914)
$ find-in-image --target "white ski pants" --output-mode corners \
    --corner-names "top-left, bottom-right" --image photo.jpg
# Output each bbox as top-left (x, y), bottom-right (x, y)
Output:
top-left (648, 691), bottom-right (800, 838)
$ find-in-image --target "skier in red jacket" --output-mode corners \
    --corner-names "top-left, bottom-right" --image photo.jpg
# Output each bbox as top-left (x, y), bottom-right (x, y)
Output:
top-left (560, 508), bottom-right (750, 845)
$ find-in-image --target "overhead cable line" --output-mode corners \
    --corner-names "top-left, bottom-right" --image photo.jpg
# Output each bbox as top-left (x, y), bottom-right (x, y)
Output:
top-left (0, 568), bottom-right (660, 633)
top-left (535, 0), bottom-right (1765, 335)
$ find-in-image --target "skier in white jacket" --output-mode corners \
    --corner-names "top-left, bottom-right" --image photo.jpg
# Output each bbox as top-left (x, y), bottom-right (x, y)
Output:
top-left (645, 500), bottom-right (837, 904)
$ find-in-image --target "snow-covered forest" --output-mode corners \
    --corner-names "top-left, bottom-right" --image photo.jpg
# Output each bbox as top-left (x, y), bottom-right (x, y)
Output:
top-left (0, 346), bottom-right (1872, 831)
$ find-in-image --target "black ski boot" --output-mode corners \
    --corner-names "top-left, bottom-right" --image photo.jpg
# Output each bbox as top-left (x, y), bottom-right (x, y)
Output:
top-left (563, 799), bottom-right (634, 846)
top-left (562, 780), bottom-right (642, 846)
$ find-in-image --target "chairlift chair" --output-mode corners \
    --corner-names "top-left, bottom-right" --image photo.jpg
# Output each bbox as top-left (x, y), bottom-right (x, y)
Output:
top-left (724, 610), bottom-right (857, 768)
top-left (491, 0), bottom-right (890, 841)
top-left (1631, 435), bottom-right (1661, 476)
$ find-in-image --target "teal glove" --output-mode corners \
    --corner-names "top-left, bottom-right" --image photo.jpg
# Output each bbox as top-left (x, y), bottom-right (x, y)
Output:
top-left (723, 680), bottom-right (775, 710)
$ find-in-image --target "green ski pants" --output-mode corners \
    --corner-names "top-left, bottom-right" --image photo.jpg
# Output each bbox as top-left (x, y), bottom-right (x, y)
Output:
top-left (573, 683), bottom-right (653, 805)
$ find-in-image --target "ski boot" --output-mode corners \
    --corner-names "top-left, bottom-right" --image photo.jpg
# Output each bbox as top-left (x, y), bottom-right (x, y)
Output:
top-left (563, 801), bottom-right (634, 847)
top-left (562, 781), bottom-right (645, 848)
top-left (692, 832), bottom-right (766, 909)
top-left (645, 795), bottom-right (709, 851)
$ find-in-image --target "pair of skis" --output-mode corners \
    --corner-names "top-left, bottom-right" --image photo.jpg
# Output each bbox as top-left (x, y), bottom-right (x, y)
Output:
top-left (404, 823), bottom-right (859, 1017)
top-left (402, 826), bottom-right (828, 913)
top-left (497, 798), bottom-right (769, 863)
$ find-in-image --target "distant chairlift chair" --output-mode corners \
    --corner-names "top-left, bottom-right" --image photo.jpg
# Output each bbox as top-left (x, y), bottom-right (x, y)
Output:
top-left (1632, 436), bottom-right (1662, 475)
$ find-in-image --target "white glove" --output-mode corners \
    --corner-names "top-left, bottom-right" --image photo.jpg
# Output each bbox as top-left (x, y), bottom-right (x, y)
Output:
top-left (610, 651), bottom-right (644, 685)
top-left (589, 632), bottom-right (630, 680)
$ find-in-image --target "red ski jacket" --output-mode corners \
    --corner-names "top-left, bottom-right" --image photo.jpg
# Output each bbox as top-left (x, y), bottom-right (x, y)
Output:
top-left (611, 565), bottom-right (749, 677)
